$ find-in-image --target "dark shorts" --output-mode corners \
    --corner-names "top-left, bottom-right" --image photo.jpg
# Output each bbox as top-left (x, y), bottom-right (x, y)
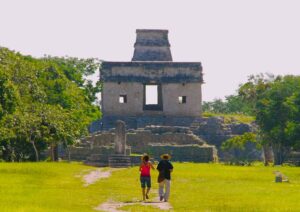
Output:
top-left (140, 176), bottom-right (151, 188)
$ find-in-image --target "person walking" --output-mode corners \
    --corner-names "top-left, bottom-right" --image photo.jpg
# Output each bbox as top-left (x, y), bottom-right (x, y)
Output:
top-left (157, 154), bottom-right (173, 202)
top-left (139, 154), bottom-right (155, 201)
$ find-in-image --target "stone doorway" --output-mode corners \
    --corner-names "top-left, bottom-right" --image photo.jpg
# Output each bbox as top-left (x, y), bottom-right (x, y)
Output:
top-left (143, 84), bottom-right (163, 111)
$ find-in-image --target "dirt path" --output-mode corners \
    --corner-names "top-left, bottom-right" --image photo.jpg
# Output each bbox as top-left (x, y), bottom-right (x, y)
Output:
top-left (82, 168), bottom-right (112, 187)
top-left (95, 197), bottom-right (173, 211)
top-left (82, 169), bottom-right (172, 211)
top-left (95, 201), bottom-right (129, 212)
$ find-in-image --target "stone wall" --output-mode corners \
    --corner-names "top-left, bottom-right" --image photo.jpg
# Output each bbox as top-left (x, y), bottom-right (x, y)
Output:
top-left (143, 145), bottom-right (215, 162)
top-left (126, 126), bottom-right (206, 154)
top-left (70, 125), bottom-right (216, 163)
top-left (286, 151), bottom-right (300, 166)
top-left (162, 83), bottom-right (202, 116)
top-left (102, 82), bottom-right (144, 116)
top-left (132, 29), bottom-right (172, 61)
top-left (101, 62), bottom-right (203, 84)
top-left (191, 116), bottom-right (260, 160)
top-left (86, 116), bottom-right (257, 163)
top-left (90, 115), bottom-right (202, 131)
top-left (101, 63), bottom-right (203, 117)
top-left (69, 146), bottom-right (114, 161)
top-left (88, 116), bottom-right (256, 159)
top-left (192, 117), bottom-right (253, 148)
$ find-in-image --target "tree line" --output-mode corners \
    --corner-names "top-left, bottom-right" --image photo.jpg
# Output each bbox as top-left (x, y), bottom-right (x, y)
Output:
top-left (1, 47), bottom-right (299, 165)
top-left (204, 73), bottom-right (300, 165)
top-left (0, 47), bottom-right (101, 161)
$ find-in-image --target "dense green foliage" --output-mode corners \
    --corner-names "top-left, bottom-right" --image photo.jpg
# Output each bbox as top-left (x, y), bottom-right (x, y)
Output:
top-left (222, 132), bottom-right (261, 164)
top-left (1, 162), bottom-right (300, 211)
top-left (222, 132), bottom-right (258, 151)
top-left (203, 73), bottom-right (300, 165)
top-left (202, 112), bottom-right (255, 124)
top-left (239, 74), bottom-right (300, 164)
top-left (0, 47), bottom-right (101, 161)
top-left (202, 94), bottom-right (253, 115)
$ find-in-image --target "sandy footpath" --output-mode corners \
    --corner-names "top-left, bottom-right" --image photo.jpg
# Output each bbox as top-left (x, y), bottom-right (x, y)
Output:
top-left (82, 168), bottom-right (112, 187)
top-left (95, 198), bottom-right (173, 211)
top-left (81, 169), bottom-right (173, 211)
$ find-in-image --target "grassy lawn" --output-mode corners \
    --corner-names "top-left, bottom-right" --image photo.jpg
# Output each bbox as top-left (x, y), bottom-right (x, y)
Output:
top-left (0, 162), bottom-right (300, 211)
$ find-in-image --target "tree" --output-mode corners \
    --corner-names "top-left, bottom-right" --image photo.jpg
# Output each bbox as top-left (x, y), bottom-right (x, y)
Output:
top-left (0, 47), bottom-right (101, 161)
top-left (0, 71), bottom-right (19, 119)
top-left (202, 95), bottom-right (253, 115)
top-left (42, 56), bottom-right (102, 103)
top-left (285, 92), bottom-right (300, 150)
top-left (225, 95), bottom-right (253, 115)
top-left (38, 104), bottom-right (86, 161)
top-left (221, 132), bottom-right (261, 164)
top-left (202, 98), bottom-right (227, 113)
top-left (239, 74), bottom-right (300, 164)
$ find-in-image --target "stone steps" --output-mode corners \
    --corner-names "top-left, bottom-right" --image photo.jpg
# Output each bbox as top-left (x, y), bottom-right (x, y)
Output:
top-left (84, 161), bottom-right (108, 167)
top-left (108, 155), bottom-right (131, 168)
top-left (87, 154), bottom-right (109, 161)
top-left (84, 154), bottom-right (109, 167)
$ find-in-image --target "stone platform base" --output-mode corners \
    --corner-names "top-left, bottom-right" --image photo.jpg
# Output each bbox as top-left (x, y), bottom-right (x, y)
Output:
top-left (84, 154), bottom-right (108, 167)
top-left (84, 154), bottom-right (140, 167)
top-left (144, 144), bottom-right (217, 162)
top-left (108, 155), bottom-right (131, 168)
top-left (286, 151), bottom-right (300, 166)
top-left (74, 125), bottom-right (218, 166)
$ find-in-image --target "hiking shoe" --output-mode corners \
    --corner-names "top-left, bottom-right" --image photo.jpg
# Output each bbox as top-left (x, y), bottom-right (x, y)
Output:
top-left (146, 194), bottom-right (149, 199)
top-left (160, 196), bottom-right (164, 201)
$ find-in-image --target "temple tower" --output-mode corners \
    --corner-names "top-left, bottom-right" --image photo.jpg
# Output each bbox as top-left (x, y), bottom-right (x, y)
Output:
top-left (98, 29), bottom-right (203, 130)
top-left (132, 29), bottom-right (172, 61)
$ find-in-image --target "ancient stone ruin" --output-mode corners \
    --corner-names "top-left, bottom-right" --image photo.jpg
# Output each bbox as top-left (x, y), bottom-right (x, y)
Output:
top-left (84, 120), bottom-right (131, 167)
top-left (70, 29), bottom-right (256, 166)
top-left (73, 29), bottom-right (215, 166)
top-left (107, 120), bottom-right (131, 167)
top-left (91, 29), bottom-right (203, 131)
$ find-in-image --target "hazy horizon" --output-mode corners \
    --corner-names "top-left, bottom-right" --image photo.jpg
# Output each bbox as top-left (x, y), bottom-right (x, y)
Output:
top-left (1, 0), bottom-right (300, 101)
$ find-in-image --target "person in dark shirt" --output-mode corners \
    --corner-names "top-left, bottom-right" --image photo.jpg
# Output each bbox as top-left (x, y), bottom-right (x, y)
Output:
top-left (157, 154), bottom-right (173, 202)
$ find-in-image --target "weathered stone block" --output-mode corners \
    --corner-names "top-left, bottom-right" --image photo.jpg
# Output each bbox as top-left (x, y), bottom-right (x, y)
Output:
top-left (140, 145), bottom-right (216, 162)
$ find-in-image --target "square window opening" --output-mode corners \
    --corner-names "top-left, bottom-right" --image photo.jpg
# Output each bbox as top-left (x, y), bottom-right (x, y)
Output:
top-left (178, 96), bottom-right (186, 104)
top-left (119, 95), bottom-right (127, 103)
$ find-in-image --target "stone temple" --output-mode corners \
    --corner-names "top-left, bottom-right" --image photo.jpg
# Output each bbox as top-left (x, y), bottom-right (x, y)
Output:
top-left (91, 29), bottom-right (203, 131)
top-left (71, 30), bottom-right (219, 166)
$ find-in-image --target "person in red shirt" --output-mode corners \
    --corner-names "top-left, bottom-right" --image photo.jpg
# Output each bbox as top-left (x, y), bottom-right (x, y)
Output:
top-left (139, 154), bottom-right (155, 201)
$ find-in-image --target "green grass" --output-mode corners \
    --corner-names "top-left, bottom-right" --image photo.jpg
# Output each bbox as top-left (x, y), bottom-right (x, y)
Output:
top-left (172, 163), bottom-right (300, 211)
top-left (1, 162), bottom-right (300, 211)
top-left (0, 162), bottom-right (105, 212)
top-left (202, 112), bottom-right (255, 124)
